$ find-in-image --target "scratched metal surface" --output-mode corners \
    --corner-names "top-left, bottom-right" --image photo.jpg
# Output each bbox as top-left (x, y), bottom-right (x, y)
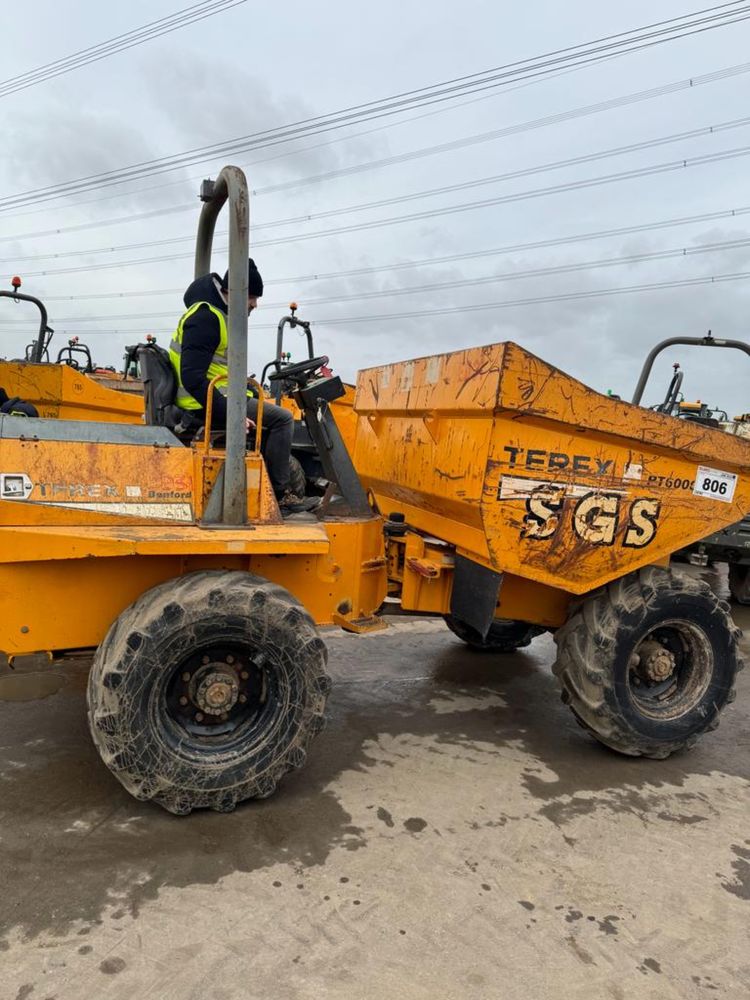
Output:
top-left (0, 360), bottom-right (143, 422)
top-left (353, 342), bottom-right (750, 593)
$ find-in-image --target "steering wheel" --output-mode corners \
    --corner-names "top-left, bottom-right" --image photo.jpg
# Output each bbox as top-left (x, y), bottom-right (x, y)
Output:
top-left (267, 355), bottom-right (329, 385)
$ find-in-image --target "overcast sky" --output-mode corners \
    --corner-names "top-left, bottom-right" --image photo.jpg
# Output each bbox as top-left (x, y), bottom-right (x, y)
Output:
top-left (2, 1), bottom-right (750, 414)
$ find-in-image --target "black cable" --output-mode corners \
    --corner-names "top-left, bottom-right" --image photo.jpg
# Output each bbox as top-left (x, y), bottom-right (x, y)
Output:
top-left (1, 3), bottom-right (747, 211)
top-left (300, 270), bottom-right (750, 327)
top-left (21, 203), bottom-right (750, 299)
top-left (257, 237), bottom-right (750, 310)
top-left (8, 268), bottom-right (750, 338)
top-left (250, 125), bottom-right (750, 230)
top-left (12, 200), bottom-right (750, 282)
top-left (1, 1), bottom-right (235, 88)
top-left (5, 107), bottom-right (750, 244)
top-left (8, 52), bottom-right (747, 224)
top-left (0, 1), bottom-right (248, 99)
top-left (7, 140), bottom-right (750, 266)
top-left (4, 234), bottom-right (748, 325)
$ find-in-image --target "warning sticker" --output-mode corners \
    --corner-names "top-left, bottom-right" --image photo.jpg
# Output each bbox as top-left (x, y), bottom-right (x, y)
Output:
top-left (693, 466), bottom-right (737, 504)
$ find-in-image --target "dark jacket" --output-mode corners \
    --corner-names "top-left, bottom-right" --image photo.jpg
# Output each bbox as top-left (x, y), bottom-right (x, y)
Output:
top-left (179, 272), bottom-right (229, 424)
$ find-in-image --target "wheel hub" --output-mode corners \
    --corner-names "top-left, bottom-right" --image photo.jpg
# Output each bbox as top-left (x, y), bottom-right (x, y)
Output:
top-left (194, 670), bottom-right (240, 715)
top-left (634, 640), bottom-right (676, 683)
top-left (166, 647), bottom-right (267, 737)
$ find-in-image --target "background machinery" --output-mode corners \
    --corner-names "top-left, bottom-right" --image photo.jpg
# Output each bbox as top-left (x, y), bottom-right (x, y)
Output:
top-left (633, 332), bottom-right (750, 602)
top-left (1, 278), bottom-right (144, 424)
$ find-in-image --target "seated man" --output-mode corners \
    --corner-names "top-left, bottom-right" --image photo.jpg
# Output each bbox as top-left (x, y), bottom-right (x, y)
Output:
top-left (0, 388), bottom-right (38, 417)
top-left (169, 259), bottom-right (317, 515)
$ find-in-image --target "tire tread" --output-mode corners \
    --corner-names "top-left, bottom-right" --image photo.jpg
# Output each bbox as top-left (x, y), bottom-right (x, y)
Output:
top-left (552, 567), bottom-right (739, 758)
top-left (87, 571), bottom-right (329, 815)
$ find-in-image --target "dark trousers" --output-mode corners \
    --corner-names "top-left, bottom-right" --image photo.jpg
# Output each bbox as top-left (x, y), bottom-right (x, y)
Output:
top-left (192, 397), bottom-right (295, 497)
top-left (246, 398), bottom-right (294, 497)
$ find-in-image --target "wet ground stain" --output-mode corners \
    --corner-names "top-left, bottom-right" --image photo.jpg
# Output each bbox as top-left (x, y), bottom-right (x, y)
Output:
top-left (99, 957), bottom-right (126, 975)
top-left (639, 957), bottom-right (662, 974)
top-left (0, 598), bottom-right (747, 944)
top-left (566, 935), bottom-right (596, 966)
top-left (0, 672), bottom-right (66, 703)
top-left (376, 807), bottom-right (394, 828)
top-left (692, 974), bottom-right (720, 991)
top-left (596, 915), bottom-right (620, 936)
top-left (720, 842), bottom-right (750, 900)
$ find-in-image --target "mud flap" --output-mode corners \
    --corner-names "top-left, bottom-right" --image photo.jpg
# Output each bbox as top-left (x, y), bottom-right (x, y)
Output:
top-left (450, 555), bottom-right (503, 640)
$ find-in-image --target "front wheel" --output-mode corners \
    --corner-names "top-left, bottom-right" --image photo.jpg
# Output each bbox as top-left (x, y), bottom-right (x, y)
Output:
top-left (553, 567), bottom-right (742, 758)
top-left (87, 571), bottom-right (330, 814)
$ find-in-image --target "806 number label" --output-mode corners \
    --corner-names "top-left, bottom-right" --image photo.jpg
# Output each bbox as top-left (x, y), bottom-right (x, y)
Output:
top-left (693, 465), bottom-right (737, 504)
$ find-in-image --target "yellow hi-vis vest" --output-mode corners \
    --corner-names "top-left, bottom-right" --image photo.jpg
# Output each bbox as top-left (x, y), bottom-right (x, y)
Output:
top-left (169, 301), bottom-right (229, 411)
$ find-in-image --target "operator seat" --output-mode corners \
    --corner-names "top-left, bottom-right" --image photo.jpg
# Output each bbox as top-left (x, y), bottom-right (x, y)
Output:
top-left (136, 344), bottom-right (195, 439)
top-left (136, 343), bottom-right (224, 447)
top-left (136, 343), bottom-right (250, 449)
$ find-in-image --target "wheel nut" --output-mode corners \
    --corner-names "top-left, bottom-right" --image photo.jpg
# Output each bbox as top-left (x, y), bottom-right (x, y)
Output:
top-left (239, 694), bottom-right (247, 704)
top-left (220, 712), bottom-right (229, 721)
top-left (195, 712), bottom-right (204, 722)
top-left (181, 672), bottom-right (191, 682)
top-left (226, 654), bottom-right (235, 664)
top-left (240, 670), bottom-right (249, 680)
top-left (179, 696), bottom-right (188, 706)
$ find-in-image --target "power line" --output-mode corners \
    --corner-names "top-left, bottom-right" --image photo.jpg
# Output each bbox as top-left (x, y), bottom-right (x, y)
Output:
top-left (7, 269), bottom-right (750, 338)
top-left (0, 49), bottom-right (635, 223)
top-left (0, 204), bottom-right (195, 244)
top-left (7, 140), bottom-right (750, 268)
top-left (5, 107), bottom-right (750, 244)
top-left (1, 3), bottom-right (748, 212)
top-left (0, 1), bottom-right (248, 99)
top-left (4, 235), bottom-right (748, 325)
top-left (13, 202), bottom-right (750, 301)
top-left (244, 130), bottom-right (750, 230)
top-left (304, 270), bottom-right (750, 326)
top-left (12, 201), bottom-right (750, 282)
top-left (218, 236), bottom-right (750, 309)
top-left (3, 56), bottom-right (749, 230)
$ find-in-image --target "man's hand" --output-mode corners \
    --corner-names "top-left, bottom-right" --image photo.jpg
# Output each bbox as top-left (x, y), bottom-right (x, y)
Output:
top-left (246, 417), bottom-right (256, 433)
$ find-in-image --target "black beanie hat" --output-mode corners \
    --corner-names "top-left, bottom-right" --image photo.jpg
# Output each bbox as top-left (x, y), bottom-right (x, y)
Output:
top-left (221, 258), bottom-right (263, 297)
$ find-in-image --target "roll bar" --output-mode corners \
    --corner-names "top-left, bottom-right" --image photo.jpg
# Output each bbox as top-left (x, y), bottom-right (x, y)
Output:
top-left (272, 304), bottom-right (314, 404)
top-left (632, 332), bottom-right (750, 406)
top-left (0, 284), bottom-right (54, 363)
top-left (194, 167), bottom-right (250, 525)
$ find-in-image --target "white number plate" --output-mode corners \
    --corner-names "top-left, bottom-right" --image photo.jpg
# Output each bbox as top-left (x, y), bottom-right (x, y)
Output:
top-left (693, 466), bottom-right (737, 503)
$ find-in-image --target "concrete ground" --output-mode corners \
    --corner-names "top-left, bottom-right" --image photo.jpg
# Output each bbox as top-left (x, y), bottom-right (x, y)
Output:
top-left (1, 574), bottom-right (748, 1000)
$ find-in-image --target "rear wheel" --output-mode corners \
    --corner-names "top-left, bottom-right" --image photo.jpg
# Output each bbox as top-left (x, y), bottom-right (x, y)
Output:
top-left (728, 563), bottom-right (750, 605)
top-left (87, 571), bottom-right (330, 814)
top-left (553, 567), bottom-right (742, 758)
top-left (444, 615), bottom-right (542, 652)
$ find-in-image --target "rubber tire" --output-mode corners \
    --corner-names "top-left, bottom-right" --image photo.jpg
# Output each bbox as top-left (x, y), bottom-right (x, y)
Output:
top-left (288, 455), bottom-right (307, 497)
top-left (87, 571), bottom-right (330, 815)
top-left (552, 567), bottom-right (743, 758)
top-left (728, 564), bottom-right (750, 605)
top-left (444, 615), bottom-right (542, 652)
